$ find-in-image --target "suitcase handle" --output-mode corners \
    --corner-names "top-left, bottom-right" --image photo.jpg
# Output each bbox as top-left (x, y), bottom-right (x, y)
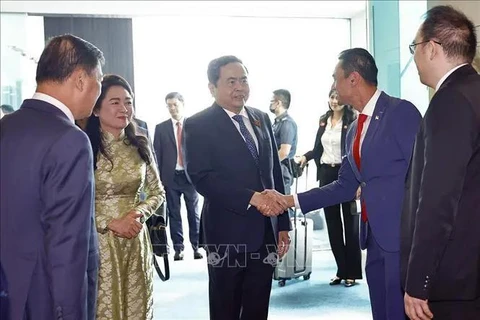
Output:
top-left (293, 163), bottom-right (309, 228)
top-left (293, 164), bottom-right (309, 274)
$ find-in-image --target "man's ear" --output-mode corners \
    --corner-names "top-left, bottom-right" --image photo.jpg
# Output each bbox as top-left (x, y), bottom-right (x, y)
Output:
top-left (349, 72), bottom-right (360, 86)
top-left (428, 40), bottom-right (439, 60)
top-left (208, 83), bottom-right (216, 97)
top-left (72, 68), bottom-right (86, 92)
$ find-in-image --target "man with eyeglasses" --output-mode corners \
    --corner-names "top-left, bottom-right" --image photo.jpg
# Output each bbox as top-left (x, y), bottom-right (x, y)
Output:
top-left (401, 5), bottom-right (480, 320)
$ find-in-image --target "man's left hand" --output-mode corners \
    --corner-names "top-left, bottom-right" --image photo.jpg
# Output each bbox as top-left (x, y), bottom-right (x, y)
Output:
top-left (404, 293), bottom-right (433, 320)
top-left (277, 231), bottom-right (290, 259)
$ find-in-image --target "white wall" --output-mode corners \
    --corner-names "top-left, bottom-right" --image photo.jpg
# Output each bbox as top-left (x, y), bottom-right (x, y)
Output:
top-left (350, 9), bottom-right (368, 49)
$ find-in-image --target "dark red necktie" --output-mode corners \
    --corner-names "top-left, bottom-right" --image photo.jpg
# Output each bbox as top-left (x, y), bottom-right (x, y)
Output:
top-left (176, 122), bottom-right (184, 167)
top-left (353, 114), bottom-right (368, 222)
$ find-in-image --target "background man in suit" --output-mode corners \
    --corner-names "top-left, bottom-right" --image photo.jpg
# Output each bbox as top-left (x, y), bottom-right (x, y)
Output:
top-left (0, 34), bottom-right (104, 320)
top-left (401, 6), bottom-right (480, 320)
top-left (183, 55), bottom-right (291, 320)
top-left (278, 48), bottom-right (421, 319)
top-left (154, 92), bottom-right (202, 261)
top-left (269, 89), bottom-right (298, 216)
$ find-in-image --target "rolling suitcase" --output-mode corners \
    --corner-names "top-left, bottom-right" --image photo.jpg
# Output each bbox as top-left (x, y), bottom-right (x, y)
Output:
top-left (273, 165), bottom-right (313, 287)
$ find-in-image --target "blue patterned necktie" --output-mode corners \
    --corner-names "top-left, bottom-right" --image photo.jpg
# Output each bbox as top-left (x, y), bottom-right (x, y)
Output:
top-left (232, 114), bottom-right (259, 165)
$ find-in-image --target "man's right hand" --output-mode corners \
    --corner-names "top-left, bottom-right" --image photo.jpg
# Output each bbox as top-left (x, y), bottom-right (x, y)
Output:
top-left (249, 192), bottom-right (288, 217)
top-left (107, 211), bottom-right (144, 239)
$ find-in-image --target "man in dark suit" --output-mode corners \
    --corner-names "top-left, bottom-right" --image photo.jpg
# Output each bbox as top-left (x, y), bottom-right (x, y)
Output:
top-left (154, 92), bottom-right (202, 261)
top-left (401, 6), bottom-right (480, 320)
top-left (183, 55), bottom-right (291, 320)
top-left (0, 34), bottom-right (104, 320)
top-left (278, 48), bottom-right (421, 319)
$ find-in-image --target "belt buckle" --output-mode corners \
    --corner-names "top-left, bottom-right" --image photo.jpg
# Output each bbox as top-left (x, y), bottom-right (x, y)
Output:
top-left (330, 163), bottom-right (335, 168)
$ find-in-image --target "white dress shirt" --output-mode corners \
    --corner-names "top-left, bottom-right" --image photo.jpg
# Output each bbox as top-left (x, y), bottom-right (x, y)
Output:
top-left (32, 92), bottom-right (75, 123)
top-left (320, 117), bottom-right (343, 165)
top-left (223, 107), bottom-right (259, 151)
top-left (171, 117), bottom-right (185, 170)
top-left (293, 89), bottom-right (382, 209)
top-left (435, 63), bottom-right (468, 91)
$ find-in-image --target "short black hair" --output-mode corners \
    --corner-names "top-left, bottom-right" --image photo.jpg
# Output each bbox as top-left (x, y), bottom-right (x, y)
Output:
top-left (273, 89), bottom-right (291, 109)
top-left (36, 34), bottom-right (105, 84)
top-left (338, 48), bottom-right (378, 86)
top-left (1, 104), bottom-right (14, 114)
top-left (165, 92), bottom-right (184, 103)
top-left (421, 5), bottom-right (477, 63)
top-left (207, 55), bottom-right (247, 86)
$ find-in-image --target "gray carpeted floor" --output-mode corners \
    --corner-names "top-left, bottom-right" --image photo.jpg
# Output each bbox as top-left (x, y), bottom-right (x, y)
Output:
top-left (152, 227), bottom-right (372, 319)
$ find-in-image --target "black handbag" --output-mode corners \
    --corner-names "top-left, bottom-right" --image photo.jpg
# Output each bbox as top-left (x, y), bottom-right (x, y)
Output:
top-left (146, 202), bottom-right (170, 281)
top-left (349, 199), bottom-right (361, 216)
top-left (289, 158), bottom-right (304, 178)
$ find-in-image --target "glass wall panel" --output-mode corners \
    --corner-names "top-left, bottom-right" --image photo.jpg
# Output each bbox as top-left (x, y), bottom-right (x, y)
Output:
top-left (399, 0), bottom-right (429, 114)
top-left (1, 13), bottom-right (44, 110)
top-left (369, 0), bottom-right (429, 114)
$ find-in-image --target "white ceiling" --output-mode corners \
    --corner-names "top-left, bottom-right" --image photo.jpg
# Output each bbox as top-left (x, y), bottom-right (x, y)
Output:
top-left (1, 1), bottom-right (366, 19)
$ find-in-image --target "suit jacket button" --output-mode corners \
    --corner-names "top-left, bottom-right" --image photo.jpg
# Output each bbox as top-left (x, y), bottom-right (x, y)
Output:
top-left (361, 182), bottom-right (366, 187)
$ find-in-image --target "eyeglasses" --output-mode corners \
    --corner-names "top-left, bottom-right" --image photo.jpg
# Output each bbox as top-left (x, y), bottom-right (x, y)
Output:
top-left (409, 40), bottom-right (442, 54)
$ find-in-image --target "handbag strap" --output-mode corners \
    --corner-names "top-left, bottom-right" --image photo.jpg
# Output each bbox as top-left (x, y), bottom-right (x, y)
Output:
top-left (152, 254), bottom-right (170, 281)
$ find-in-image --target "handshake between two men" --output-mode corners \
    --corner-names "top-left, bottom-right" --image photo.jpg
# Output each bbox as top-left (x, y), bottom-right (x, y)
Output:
top-left (249, 190), bottom-right (296, 217)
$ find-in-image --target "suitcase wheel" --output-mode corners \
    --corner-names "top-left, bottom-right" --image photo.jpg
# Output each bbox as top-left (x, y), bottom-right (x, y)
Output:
top-left (278, 279), bottom-right (286, 287)
top-left (303, 273), bottom-right (311, 280)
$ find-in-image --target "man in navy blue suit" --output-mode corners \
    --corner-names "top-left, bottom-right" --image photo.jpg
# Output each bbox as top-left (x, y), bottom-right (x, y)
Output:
top-left (0, 34), bottom-right (103, 320)
top-left (183, 55), bottom-right (291, 320)
top-left (279, 48), bottom-right (422, 319)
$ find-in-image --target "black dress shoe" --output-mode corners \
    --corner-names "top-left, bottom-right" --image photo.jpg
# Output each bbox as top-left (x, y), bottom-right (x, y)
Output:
top-left (329, 277), bottom-right (342, 285)
top-left (344, 279), bottom-right (357, 287)
top-left (193, 250), bottom-right (203, 260)
top-left (174, 251), bottom-right (184, 261)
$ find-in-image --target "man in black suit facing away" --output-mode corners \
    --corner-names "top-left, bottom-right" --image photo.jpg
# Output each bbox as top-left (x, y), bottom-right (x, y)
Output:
top-left (401, 5), bottom-right (480, 320)
top-left (183, 55), bottom-right (291, 320)
top-left (153, 92), bottom-right (202, 260)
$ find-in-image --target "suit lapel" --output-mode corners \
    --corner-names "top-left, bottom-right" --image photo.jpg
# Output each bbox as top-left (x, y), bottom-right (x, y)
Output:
top-left (361, 92), bottom-right (388, 163)
top-left (167, 119), bottom-right (176, 148)
top-left (213, 104), bottom-right (259, 165)
top-left (347, 120), bottom-right (362, 181)
top-left (245, 107), bottom-right (265, 157)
